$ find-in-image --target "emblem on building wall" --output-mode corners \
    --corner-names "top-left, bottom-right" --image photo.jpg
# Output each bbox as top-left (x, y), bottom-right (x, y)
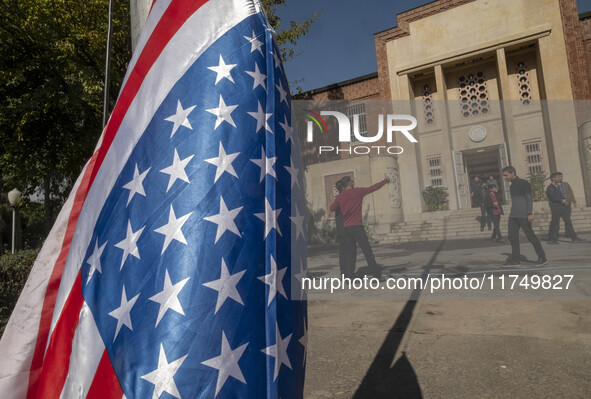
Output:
top-left (468, 125), bottom-right (487, 143)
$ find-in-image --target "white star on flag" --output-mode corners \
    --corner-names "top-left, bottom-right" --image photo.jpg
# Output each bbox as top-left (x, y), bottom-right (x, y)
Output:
top-left (206, 94), bottom-right (238, 130)
top-left (247, 101), bottom-right (273, 134)
top-left (270, 50), bottom-right (281, 68)
top-left (165, 100), bottom-right (196, 138)
top-left (255, 197), bottom-right (282, 238)
top-left (207, 54), bottom-right (237, 84)
top-left (205, 142), bottom-right (239, 182)
top-left (203, 197), bottom-right (243, 243)
top-left (279, 115), bottom-right (293, 143)
top-left (245, 62), bottom-right (266, 90)
top-left (293, 259), bottom-right (307, 300)
top-left (141, 344), bottom-right (187, 399)
top-left (250, 146), bottom-right (277, 183)
top-left (160, 149), bottom-right (194, 192)
top-left (244, 30), bottom-right (263, 54)
top-left (203, 259), bottom-right (246, 314)
top-left (275, 81), bottom-right (288, 105)
top-left (114, 221), bottom-right (145, 270)
top-left (201, 331), bottom-right (248, 397)
top-left (289, 205), bottom-right (305, 241)
top-left (86, 239), bottom-right (107, 284)
top-left (261, 323), bottom-right (292, 381)
top-left (122, 164), bottom-right (151, 205)
top-left (154, 205), bottom-right (192, 254)
top-left (149, 269), bottom-right (190, 327)
top-left (258, 255), bottom-right (287, 306)
top-left (284, 157), bottom-right (300, 189)
top-left (108, 285), bottom-right (140, 341)
top-left (299, 317), bottom-right (308, 366)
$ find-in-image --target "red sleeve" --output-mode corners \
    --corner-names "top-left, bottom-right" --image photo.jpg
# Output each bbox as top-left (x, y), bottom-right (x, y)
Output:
top-left (358, 178), bottom-right (389, 196)
top-left (329, 196), bottom-right (339, 212)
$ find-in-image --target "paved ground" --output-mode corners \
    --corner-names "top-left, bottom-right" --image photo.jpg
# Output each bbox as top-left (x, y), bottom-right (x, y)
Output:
top-left (303, 232), bottom-right (591, 398)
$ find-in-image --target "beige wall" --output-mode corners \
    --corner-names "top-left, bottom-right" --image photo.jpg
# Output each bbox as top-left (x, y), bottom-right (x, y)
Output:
top-left (383, 0), bottom-right (587, 218)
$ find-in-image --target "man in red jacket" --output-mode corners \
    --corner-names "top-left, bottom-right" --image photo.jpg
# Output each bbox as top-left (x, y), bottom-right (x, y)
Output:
top-left (330, 175), bottom-right (390, 279)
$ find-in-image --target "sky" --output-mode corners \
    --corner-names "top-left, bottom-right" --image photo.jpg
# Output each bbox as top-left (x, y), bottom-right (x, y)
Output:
top-left (276, 0), bottom-right (591, 93)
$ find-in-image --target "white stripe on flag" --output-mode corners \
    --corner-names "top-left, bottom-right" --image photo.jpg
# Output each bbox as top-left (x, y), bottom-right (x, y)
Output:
top-left (0, 161), bottom-right (87, 399)
top-left (59, 302), bottom-right (104, 399)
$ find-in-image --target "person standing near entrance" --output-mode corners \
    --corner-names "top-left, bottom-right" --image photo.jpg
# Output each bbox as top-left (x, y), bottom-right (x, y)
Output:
top-left (546, 172), bottom-right (585, 244)
top-left (330, 175), bottom-right (390, 278)
top-left (334, 179), bottom-right (356, 276)
top-left (502, 166), bottom-right (547, 265)
top-left (488, 185), bottom-right (504, 242)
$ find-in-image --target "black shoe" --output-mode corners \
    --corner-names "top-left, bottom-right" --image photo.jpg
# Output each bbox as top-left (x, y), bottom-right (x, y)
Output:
top-left (547, 240), bottom-right (558, 245)
top-left (480, 227), bottom-right (484, 232)
top-left (535, 258), bottom-right (548, 266)
top-left (504, 259), bottom-right (521, 266)
top-left (572, 238), bottom-right (585, 244)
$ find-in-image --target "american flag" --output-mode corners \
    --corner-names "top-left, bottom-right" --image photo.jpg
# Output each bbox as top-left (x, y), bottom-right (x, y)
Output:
top-left (0, 0), bottom-right (308, 398)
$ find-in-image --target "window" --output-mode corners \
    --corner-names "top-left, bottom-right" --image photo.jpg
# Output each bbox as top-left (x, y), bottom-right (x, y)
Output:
top-left (422, 84), bottom-right (435, 125)
top-left (347, 103), bottom-right (367, 142)
top-left (458, 72), bottom-right (490, 118)
top-left (427, 155), bottom-right (443, 186)
top-left (516, 61), bottom-right (532, 106)
top-left (523, 139), bottom-right (543, 175)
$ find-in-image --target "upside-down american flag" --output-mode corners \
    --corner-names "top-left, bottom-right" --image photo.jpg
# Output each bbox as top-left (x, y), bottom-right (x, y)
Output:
top-left (0, 0), bottom-right (308, 397)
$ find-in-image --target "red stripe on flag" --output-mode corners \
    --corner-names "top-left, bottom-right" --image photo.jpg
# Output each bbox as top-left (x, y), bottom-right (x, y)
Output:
top-left (26, 154), bottom-right (98, 399)
top-left (87, 351), bottom-right (124, 399)
top-left (88, 0), bottom-right (208, 187)
top-left (33, 276), bottom-right (84, 399)
top-left (26, 0), bottom-right (210, 397)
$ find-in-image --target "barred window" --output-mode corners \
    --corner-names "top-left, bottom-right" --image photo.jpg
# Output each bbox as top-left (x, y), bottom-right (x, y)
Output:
top-left (458, 72), bottom-right (490, 118)
top-left (515, 61), bottom-right (532, 106)
top-left (422, 84), bottom-right (435, 125)
top-left (427, 155), bottom-right (443, 186)
top-left (347, 103), bottom-right (367, 142)
top-left (523, 139), bottom-right (543, 175)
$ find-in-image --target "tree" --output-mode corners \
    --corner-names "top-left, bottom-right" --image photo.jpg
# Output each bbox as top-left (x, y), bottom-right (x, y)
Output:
top-left (0, 0), bottom-right (131, 232)
top-left (262, 0), bottom-right (319, 62)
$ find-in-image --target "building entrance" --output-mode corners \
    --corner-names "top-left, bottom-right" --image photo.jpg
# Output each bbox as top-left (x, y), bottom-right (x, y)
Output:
top-left (463, 147), bottom-right (502, 208)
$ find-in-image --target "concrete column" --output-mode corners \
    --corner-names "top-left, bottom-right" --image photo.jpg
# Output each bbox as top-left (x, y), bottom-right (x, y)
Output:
top-left (537, 37), bottom-right (586, 205)
top-left (434, 64), bottom-right (459, 210)
top-left (578, 120), bottom-right (591, 206)
top-left (130, 0), bottom-right (153, 52)
top-left (397, 74), bottom-right (423, 221)
top-left (495, 48), bottom-right (518, 166)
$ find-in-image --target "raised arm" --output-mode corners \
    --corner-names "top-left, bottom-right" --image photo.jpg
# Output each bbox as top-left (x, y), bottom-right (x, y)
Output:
top-left (358, 177), bottom-right (390, 196)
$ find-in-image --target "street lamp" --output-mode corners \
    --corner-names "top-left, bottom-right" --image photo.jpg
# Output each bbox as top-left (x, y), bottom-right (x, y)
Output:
top-left (8, 188), bottom-right (22, 254)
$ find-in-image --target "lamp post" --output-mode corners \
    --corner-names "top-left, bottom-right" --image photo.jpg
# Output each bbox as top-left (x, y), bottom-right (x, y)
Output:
top-left (8, 188), bottom-right (22, 254)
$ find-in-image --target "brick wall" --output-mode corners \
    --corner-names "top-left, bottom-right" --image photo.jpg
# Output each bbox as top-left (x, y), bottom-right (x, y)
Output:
top-left (305, 74), bottom-right (380, 101)
top-left (558, 0), bottom-right (591, 123)
top-left (580, 15), bottom-right (591, 112)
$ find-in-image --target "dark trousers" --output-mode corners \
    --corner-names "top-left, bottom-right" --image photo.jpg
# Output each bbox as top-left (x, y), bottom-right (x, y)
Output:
top-left (338, 234), bottom-right (356, 277)
top-left (508, 217), bottom-right (545, 261)
top-left (342, 225), bottom-right (381, 278)
top-left (548, 206), bottom-right (577, 241)
top-left (480, 206), bottom-right (492, 229)
top-left (491, 214), bottom-right (502, 239)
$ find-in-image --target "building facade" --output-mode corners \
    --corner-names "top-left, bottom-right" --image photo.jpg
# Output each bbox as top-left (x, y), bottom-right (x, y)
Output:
top-left (302, 0), bottom-right (591, 227)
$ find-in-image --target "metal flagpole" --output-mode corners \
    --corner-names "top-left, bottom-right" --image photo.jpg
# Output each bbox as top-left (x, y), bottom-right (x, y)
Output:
top-left (102, 0), bottom-right (114, 129)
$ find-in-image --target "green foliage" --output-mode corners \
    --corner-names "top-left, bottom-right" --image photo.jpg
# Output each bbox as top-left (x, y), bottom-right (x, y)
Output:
top-left (528, 171), bottom-right (548, 202)
top-left (0, 0), bottom-right (131, 229)
top-left (422, 186), bottom-right (450, 212)
top-left (0, 249), bottom-right (39, 336)
top-left (261, 0), bottom-right (320, 63)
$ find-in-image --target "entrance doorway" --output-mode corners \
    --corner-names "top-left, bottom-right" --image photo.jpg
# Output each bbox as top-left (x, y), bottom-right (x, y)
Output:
top-left (463, 147), bottom-right (502, 208)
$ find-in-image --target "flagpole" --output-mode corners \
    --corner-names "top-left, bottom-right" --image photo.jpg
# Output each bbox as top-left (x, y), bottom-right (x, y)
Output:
top-left (102, 0), bottom-right (114, 129)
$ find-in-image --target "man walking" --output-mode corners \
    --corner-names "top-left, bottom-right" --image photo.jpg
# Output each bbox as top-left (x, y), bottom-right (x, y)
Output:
top-left (330, 175), bottom-right (390, 278)
top-left (502, 166), bottom-right (547, 265)
top-left (546, 172), bottom-right (584, 244)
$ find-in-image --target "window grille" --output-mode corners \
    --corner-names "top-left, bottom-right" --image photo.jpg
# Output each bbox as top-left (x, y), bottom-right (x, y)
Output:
top-left (422, 84), bottom-right (435, 125)
top-left (427, 155), bottom-right (443, 186)
top-left (347, 103), bottom-right (367, 142)
top-left (516, 61), bottom-right (532, 106)
top-left (458, 72), bottom-right (490, 118)
top-left (523, 139), bottom-right (543, 175)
